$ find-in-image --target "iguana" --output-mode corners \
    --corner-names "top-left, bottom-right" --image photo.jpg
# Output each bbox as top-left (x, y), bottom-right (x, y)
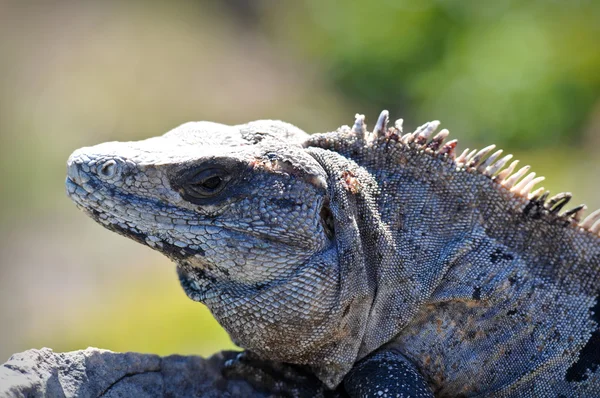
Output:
top-left (66, 111), bottom-right (600, 397)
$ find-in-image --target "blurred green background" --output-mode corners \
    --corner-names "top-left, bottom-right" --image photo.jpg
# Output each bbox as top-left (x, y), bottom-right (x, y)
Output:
top-left (0, 0), bottom-right (599, 362)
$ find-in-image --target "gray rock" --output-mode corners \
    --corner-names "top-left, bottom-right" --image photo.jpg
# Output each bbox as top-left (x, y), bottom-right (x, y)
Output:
top-left (0, 348), bottom-right (266, 397)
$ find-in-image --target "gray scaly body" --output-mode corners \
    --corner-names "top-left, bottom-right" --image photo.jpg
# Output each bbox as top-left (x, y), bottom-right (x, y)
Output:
top-left (66, 111), bottom-right (600, 397)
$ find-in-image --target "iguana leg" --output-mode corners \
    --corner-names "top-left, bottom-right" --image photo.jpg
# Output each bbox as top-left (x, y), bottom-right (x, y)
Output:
top-left (343, 349), bottom-right (433, 398)
top-left (222, 350), bottom-right (345, 397)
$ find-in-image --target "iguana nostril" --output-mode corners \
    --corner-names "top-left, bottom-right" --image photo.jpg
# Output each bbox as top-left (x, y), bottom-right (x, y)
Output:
top-left (98, 160), bottom-right (118, 178)
top-left (67, 160), bottom-right (82, 185)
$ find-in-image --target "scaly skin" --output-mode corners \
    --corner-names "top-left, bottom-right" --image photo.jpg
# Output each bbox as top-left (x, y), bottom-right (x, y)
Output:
top-left (66, 112), bottom-right (600, 397)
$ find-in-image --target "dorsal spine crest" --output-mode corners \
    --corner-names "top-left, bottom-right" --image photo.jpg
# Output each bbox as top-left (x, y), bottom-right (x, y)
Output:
top-left (347, 110), bottom-right (600, 238)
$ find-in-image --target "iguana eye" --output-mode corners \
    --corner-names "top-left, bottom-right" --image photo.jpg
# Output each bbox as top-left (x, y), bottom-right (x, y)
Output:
top-left (169, 159), bottom-right (247, 204)
top-left (187, 168), bottom-right (230, 197)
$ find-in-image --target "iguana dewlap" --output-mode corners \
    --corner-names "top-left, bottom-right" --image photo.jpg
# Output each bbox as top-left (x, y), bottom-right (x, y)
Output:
top-left (66, 111), bottom-right (600, 397)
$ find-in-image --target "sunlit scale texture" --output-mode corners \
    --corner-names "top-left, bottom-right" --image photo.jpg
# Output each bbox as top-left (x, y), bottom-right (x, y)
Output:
top-left (67, 112), bottom-right (600, 396)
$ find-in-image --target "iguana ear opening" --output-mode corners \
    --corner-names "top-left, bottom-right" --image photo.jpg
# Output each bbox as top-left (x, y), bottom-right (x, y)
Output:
top-left (320, 199), bottom-right (335, 240)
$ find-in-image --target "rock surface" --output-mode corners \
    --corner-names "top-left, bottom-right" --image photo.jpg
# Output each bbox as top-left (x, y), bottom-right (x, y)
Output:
top-left (0, 348), bottom-right (267, 397)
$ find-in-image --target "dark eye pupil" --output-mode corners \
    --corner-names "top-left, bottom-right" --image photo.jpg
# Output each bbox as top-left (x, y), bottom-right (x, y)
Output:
top-left (179, 167), bottom-right (231, 200)
top-left (201, 176), bottom-right (222, 190)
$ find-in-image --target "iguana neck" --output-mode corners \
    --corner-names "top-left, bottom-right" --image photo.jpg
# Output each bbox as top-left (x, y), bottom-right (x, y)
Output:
top-left (306, 143), bottom-right (475, 359)
top-left (304, 114), bottom-right (600, 358)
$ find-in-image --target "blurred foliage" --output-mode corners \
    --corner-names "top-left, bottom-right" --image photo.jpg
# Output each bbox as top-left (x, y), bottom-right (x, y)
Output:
top-left (37, 269), bottom-right (237, 357)
top-left (0, 0), bottom-right (598, 362)
top-left (265, 0), bottom-right (600, 147)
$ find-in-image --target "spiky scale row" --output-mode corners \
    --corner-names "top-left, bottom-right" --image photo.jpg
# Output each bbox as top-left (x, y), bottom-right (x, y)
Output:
top-left (485, 154), bottom-right (513, 177)
top-left (478, 150), bottom-right (503, 172)
top-left (394, 119), bottom-right (404, 132)
top-left (352, 114), bottom-right (367, 134)
top-left (349, 110), bottom-right (600, 238)
top-left (581, 209), bottom-right (600, 230)
top-left (512, 173), bottom-right (538, 194)
top-left (529, 187), bottom-right (545, 200)
top-left (564, 205), bottom-right (587, 222)
top-left (414, 121), bottom-right (441, 146)
top-left (373, 110), bottom-right (389, 135)
top-left (548, 193), bottom-right (572, 214)
top-left (469, 145), bottom-right (496, 168)
top-left (438, 138), bottom-right (457, 157)
top-left (427, 129), bottom-right (450, 151)
top-left (496, 160), bottom-right (519, 183)
top-left (455, 148), bottom-right (470, 164)
top-left (522, 177), bottom-right (545, 198)
top-left (503, 166), bottom-right (531, 189)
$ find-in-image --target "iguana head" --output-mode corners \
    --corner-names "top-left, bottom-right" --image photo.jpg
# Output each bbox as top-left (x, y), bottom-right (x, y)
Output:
top-left (67, 121), bottom-right (330, 282)
top-left (66, 120), bottom-right (358, 386)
